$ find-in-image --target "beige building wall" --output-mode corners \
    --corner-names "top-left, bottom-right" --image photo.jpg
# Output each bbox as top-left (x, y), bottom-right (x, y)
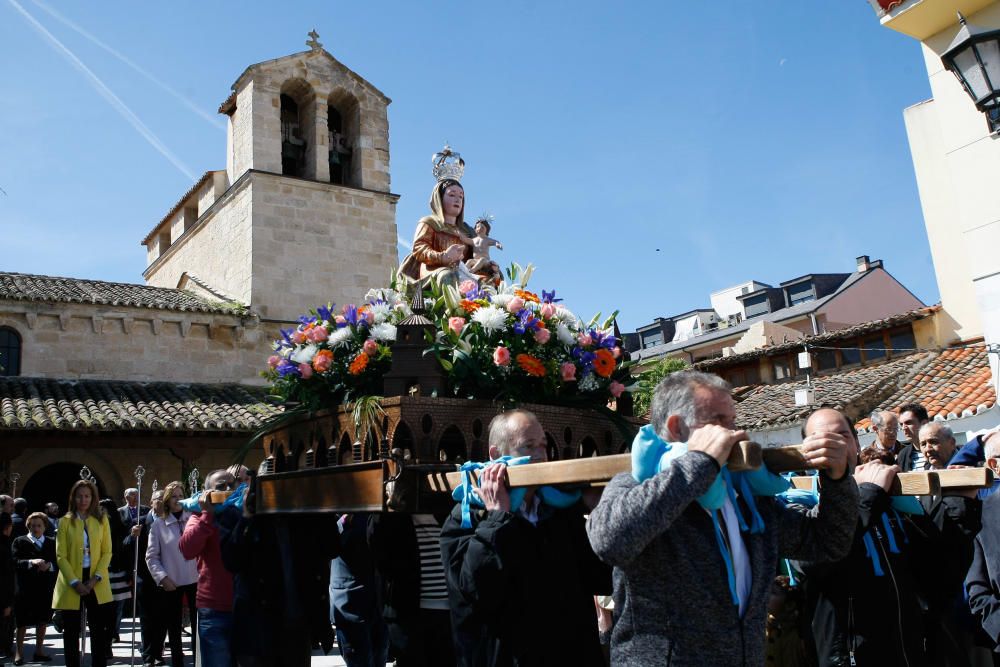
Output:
top-left (0, 301), bottom-right (286, 384)
top-left (145, 177), bottom-right (255, 305)
top-left (893, 2), bottom-right (1000, 388)
top-left (249, 172), bottom-right (399, 321)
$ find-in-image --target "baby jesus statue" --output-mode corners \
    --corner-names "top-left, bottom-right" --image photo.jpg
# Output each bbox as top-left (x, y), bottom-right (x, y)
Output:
top-left (459, 215), bottom-right (502, 276)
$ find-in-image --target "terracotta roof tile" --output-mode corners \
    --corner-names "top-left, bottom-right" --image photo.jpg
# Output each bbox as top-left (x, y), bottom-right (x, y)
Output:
top-left (863, 344), bottom-right (996, 425)
top-left (0, 271), bottom-right (246, 315)
top-left (0, 377), bottom-right (280, 432)
top-left (735, 352), bottom-right (934, 431)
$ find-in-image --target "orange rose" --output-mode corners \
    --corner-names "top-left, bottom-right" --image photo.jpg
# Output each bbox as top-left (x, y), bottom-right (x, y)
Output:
top-left (516, 353), bottom-right (547, 377)
top-left (460, 299), bottom-right (481, 313)
top-left (592, 348), bottom-right (616, 378)
top-left (312, 349), bottom-right (334, 373)
top-left (349, 352), bottom-right (369, 375)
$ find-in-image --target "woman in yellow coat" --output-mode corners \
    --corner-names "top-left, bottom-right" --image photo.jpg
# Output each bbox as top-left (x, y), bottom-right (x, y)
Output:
top-left (52, 479), bottom-right (113, 667)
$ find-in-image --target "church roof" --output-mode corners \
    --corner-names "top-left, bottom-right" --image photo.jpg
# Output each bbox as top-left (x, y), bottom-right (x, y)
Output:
top-left (0, 376), bottom-right (280, 431)
top-left (0, 271), bottom-right (247, 315)
top-left (220, 48), bottom-right (391, 114)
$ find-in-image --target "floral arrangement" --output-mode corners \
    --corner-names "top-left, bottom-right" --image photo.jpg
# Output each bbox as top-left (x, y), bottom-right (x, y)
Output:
top-left (264, 264), bottom-right (634, 410)
top-left (263, 287), bottom-right (411, 408)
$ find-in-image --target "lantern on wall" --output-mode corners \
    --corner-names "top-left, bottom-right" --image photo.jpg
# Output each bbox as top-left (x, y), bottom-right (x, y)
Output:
top-left (941, 13), bottom-right (1000, 133)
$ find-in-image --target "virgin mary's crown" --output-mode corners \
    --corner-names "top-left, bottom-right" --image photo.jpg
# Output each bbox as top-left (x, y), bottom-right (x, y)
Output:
top-left (432, 144), bottom-right (465, 182)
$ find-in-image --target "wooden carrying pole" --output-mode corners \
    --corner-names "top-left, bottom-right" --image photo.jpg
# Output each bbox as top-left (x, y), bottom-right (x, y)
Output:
top-left (441, 442), bottom-right (996, 495)
top-left (788, 466), bottom-right (993, 496)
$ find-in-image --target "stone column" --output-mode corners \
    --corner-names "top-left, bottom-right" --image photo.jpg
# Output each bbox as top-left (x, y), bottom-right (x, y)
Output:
top-left (311, 97), bottom-right (330, 183)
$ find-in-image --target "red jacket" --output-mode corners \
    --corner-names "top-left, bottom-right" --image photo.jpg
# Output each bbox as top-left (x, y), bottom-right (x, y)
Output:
top-left (178, 511), bottom-right (233, 612)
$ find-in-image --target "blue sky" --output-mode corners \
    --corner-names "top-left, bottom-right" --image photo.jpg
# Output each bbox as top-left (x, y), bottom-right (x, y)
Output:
top-left (0, 1), bottom-right (934, 331)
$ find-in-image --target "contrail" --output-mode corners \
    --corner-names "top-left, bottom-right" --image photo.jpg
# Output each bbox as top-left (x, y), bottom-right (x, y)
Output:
top-left (397, 236), bottom-right (412, 250)
top-left (7, 0), bottom-right (198, 180)
top-left (29, 0), bottom-right (226, 131)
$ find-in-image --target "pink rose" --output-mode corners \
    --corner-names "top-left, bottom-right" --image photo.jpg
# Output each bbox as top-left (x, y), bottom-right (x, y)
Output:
top-left (493, 346), bottom-right (511, 367)
top-left (507, 297), bottom-right (525, 314)
top-left (609, 381), bottom-right (625, 398)
top-left (448, 316), bottom-right (466, 335)
top-left (335, 315), bottom-right (347, 326)
top-left (612, 346), bottom-right (622, 359)
top-left (458, 280), bottom-right (477, 295)
top-left (560, 362), bottom-right (577, 381)
top-left (364, 310), bottom-right (375, 324)
top-left (291, 330), bottom-right (307, 344)
top-left (307, 327), bottom-right (328, 343)
top-left (578, 333), bottom-right (593, 347)
top-left (363, 339), bottom-right (378, 356)
top-left (540, 303), bottom-right (556, 319)
top-left (267, 355), bottom-right (281, 369)
top-left (534, 327), bottom-right (551, 344)
top-left (298, 363), bottom-right (313, 379)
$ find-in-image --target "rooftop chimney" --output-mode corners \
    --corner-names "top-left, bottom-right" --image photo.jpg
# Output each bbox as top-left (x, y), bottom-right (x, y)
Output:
top-left (856, 255), bottom-right (871, 272)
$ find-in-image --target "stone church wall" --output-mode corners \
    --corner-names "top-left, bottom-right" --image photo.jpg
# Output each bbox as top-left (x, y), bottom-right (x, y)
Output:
top-left (0, 302), bottom-right (283, 384)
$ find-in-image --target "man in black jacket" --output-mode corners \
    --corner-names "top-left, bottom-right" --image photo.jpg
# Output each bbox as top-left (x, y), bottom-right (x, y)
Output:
top-left (910, 421), bottom-right (983, 665)
top-left (797, 410), bottom-right (926, 666)
top-left (966, 487), bottom-right (1000, 659)
top-left (440, 409), bottom-right (611, 667)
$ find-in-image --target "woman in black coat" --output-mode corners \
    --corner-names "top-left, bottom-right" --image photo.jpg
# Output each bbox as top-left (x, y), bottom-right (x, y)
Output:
top-left (12, 512), bottom-right (57, 664)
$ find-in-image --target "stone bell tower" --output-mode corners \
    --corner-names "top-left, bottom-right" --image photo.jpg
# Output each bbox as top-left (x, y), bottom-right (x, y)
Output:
top-left (142, 31), bottom-right (399, 323)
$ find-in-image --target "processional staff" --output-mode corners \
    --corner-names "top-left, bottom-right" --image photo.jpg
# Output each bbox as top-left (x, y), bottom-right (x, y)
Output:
top-left (9, 472), bottom-right (20, 498)
top-left (189, 468), bottom-right (200, 497)
top-left (129, 465), bottom-right (145, 667)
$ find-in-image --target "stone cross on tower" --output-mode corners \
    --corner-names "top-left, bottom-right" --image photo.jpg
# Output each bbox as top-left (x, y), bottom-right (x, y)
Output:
top-left (306, 29), bottom-right (322, 51)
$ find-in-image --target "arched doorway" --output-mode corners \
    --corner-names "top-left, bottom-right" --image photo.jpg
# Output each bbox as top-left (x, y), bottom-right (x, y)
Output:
top-left (22, 462), bottom-right (109, 514)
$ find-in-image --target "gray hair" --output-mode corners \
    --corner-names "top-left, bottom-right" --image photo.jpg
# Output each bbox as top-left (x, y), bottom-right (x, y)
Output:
top-left (649, 370), bottom-right (730, 440)
top-left (919, 421), bottom-right (953, 442)
top-left (983, 431), bottom-right (1000, 459)
top-left (124, 488), bottom-right (138, 498)
top-left (489, 409), bottom-right (539, 457)
top-left (870, 411), bottom-right (884, 429)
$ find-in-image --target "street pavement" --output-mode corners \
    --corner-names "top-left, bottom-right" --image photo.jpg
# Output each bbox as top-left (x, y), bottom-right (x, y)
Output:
top-left (10, 618), bottom-right (352, 666)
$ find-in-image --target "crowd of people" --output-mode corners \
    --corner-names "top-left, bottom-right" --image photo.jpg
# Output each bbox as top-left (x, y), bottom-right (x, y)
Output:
top-left (4, 370), bottom-right (1000, 666)
top-left (321, 372), bottom-right (1000, 667)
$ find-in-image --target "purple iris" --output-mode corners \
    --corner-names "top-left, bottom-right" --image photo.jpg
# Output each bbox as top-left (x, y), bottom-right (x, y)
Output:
top-left (590, 329), bottom-right (618, 350)
top-left (276, 359), bottom-right (300, 378)
top-left (513, 309), bottom-right (541, 334)
top-left (279, 328), bottom-right (295, 347)
top-left (541, 290), bottom-right (563, 304)
top-left (298, 315), bottom-right (317, 326)
top-left (317, 304), bottom-right (334, 322)
top-left (342, 304), bottom-right (360, 327)
top-left (466, 286), bottom-right (488, 301)
top-left (572, 346), bottom-right (596, 369)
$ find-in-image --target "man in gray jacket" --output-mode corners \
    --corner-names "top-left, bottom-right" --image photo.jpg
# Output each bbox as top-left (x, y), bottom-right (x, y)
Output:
top-left (587, 371), bottom-right (858, 666)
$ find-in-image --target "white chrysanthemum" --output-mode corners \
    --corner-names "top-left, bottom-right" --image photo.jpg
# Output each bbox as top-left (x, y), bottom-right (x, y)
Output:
top-left (371, 323), bottom-right (397, 342)
top-left (290, 344), bottom-right (318, 364)
top-left (329, 327), bottom-right (354, 348)
top-left (472, 305), bottom-right (509, 333)
top-left (556, 323), bottom-right (577, 346)
top-left (553, 305), bottom-right (577, 323)
top-left (368, 301), bottom-right (392, 324)
top-left (491, 293), bottom-right (514, 308)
